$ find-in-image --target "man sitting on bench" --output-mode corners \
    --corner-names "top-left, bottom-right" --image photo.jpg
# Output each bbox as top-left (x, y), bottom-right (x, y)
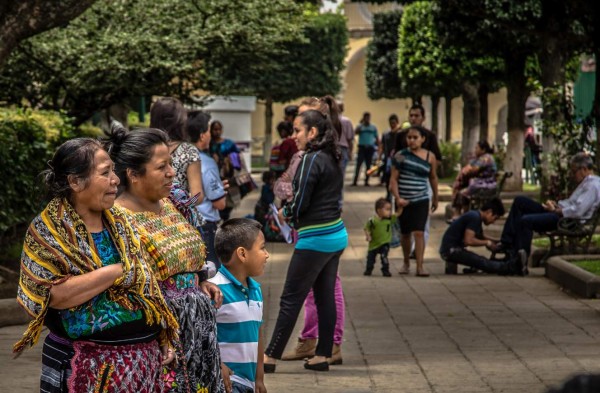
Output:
top-left (497, 153), bottom-right (600, 264)
top-left (441, 198), bottom-right (525, 275)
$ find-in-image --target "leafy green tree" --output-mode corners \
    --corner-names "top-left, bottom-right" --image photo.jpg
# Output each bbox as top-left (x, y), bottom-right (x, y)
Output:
top-left (398, 1), bottom-right (502, 161)
top-left (435, 0), bottom-right (540, 190)
top-left (0, 0), bottom-right (98, 67)
top-left (203, 10), bottom-right (348, 159)
top-left (0, 0), bottom-right (303, 126)
top-left (365, 10), bottom-right (405, 100)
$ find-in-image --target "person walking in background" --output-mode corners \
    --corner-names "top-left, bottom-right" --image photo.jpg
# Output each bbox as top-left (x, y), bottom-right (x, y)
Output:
top-left (395, 104), bottom-right (442, 254)
top-left (379, 114), bottom-right (401, 200)
top-left (389, 125), bottom-right (439, 277)
top-left (210, 120), bottom-right (241, 221)
top-left (150, 97), bottom-right (203, 200)
top-left (264, 109), bottom-right (347, 373)
top-left (210, 219), bottom-right (269, 393)
top-left (363, 198), bottom-right (396, 277)
top-left (337, 102), bottom-right (354, 177)
top-left (188, 110), bottom-right (228, 268)
top-left (352, 112), bottom-right (378, 187)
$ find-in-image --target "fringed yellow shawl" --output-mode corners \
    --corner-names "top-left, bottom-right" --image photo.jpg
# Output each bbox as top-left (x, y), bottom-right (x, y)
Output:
top-left (14, 198), bottom-right (178, 354)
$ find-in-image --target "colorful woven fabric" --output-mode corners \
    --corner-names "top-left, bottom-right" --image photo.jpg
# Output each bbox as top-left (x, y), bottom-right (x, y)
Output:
top-left (125, 199), bottom-right (207, 281)
top-left (124, 199), bottom-right (223, 392)
top-left (68, 340), bottom-right (165, 393)
top-left (14, 198), bottom-right (179, 354)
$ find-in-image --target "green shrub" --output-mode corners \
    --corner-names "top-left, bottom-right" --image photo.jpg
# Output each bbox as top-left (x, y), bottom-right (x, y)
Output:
top-left (0, 108), bottom-right (74, 236)
top-left (438, 140), bottom-right (461, 178)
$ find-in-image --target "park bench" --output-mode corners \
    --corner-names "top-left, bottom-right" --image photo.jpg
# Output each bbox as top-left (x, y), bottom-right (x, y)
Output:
top-left (468, 171), bottom-right (513, 211)
top-left (539, 203), bottom-right (600, 263)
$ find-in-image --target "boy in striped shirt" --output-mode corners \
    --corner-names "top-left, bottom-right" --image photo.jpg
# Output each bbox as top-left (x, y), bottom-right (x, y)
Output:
top-left (211, 218), bottom-right (269, 393)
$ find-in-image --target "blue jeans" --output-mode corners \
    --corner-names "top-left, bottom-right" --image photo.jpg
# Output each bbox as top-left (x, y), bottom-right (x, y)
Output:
top-left (231, 380), bottom-right (254, 393)
top-left (200, 221), bottom-right (220, 269)
top-left (366, 244), bottom-right (390, 272)
top-left (500, 196), bottom-right (560, 256)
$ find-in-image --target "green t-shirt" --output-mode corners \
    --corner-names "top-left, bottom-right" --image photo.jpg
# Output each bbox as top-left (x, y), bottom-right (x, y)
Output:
top-left (364, 215), bottom-right (397, 250)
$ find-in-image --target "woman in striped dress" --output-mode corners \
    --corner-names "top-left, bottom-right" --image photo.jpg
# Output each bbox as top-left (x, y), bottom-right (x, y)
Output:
top-left (389, 126), bottom-right (438, 277)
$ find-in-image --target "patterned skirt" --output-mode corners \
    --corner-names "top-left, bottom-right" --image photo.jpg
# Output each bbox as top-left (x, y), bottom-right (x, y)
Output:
top-left (68, 340), bottom-right (165, 392)
top-left (40, 333), bottom-right (75, 392)
top-left (160, 274), bottom-right (225, 393)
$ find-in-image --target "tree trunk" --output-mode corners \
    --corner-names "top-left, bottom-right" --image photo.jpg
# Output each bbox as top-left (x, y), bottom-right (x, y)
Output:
top-left (503, 54), bottom-right (529, 191)
top-left (445, 94), bottom-right (452, 142)
top-left (263, 96), bottom-right (274, 165)
top-left (0, 0), bottom-right (98, 67)
top-left (478, 84), bottom-right (489, 142)
top-left (538, 36), bottom-right (566, 196)
top-left (431, 95), bottom-right (440, 137)
top-left (460, 81), bottom-right (480, 166)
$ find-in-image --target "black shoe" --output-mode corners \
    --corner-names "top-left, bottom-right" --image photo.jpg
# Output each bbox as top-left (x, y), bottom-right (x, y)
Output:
top-left (445, 262), bottom-right (457, 275)
top-left (304, 360), bottom-right (329, 371)
top-left (382, 269), bottom-right (392, 277)
top-left (363, 269), bottom-right (373, 276)
top-left (518, 249), bottom-right (529, 276)
top-left (462, 267), bottom-right (479, 274)
top-left (264, 363), bottom-right (276, 373)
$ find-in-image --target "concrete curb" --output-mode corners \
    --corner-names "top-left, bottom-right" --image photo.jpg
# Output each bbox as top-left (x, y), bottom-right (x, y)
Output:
top-left (545, 255), bottom-right (600, 298)
top-left (0, 299), bottom-right (29, 328)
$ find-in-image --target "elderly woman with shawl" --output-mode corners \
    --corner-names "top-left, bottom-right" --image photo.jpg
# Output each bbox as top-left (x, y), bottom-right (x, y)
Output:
top-left (14, 138), bottom-right (179, 392)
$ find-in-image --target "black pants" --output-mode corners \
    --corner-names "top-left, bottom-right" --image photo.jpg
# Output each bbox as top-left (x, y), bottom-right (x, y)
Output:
top-left (200, 221), bottom-right (220, 269)
top-left (265, 248), bottom-right (342, 358)
top-left (442, 248), bottom-right (513, 275)
top-left (500, 196), bottom-right (560, 257)
top-left (353, 145), bottom-right (375, 185)
top-left (366, 244), bottom-right (390, 272)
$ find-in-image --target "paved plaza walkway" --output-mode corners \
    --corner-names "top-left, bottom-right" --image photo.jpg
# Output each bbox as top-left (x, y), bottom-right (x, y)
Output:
top-left (2, 172), bottom-right (600, 392)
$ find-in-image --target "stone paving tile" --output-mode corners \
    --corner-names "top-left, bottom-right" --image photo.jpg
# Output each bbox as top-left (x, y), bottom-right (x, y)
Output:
top-left (3, 179), bottom-right (600, 392)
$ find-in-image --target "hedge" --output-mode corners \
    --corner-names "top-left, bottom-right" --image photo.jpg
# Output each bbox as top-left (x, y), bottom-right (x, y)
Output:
top-left (0, 108), bottom-right (74, 235)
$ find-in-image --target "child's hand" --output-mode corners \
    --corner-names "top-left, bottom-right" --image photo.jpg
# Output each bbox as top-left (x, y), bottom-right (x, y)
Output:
top-left (160, 345), bottom-right (176, 365)
top-left (366, 234), bottom-right (372, 242)
top-left (255, 379), bottom-right (268, 393)
top-left (221, 362), bottom-right (234, 393)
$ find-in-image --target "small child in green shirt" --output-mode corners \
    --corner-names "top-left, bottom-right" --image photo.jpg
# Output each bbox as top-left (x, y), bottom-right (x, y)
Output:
top-left (364, 198), bottom-right (396, 277)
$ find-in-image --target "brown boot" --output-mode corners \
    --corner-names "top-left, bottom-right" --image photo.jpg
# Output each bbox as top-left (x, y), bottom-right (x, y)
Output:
top-left (327, 344), bottom-right (342, 365)
top-left (281, 338), bottom-right (316, 361)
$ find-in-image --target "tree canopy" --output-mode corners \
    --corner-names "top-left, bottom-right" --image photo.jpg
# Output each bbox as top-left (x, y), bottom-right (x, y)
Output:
top-left (365, 10), bottom-right (404, 100)
top-left (0, 0), bottom-right (303, 125)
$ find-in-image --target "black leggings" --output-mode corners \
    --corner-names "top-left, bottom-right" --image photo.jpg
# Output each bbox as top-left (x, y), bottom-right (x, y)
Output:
top-left (265, 248), bottom-right (343, 358)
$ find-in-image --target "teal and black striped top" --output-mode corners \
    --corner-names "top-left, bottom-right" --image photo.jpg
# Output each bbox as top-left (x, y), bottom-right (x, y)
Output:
top-left (296, 218), bottom-right (348, 253)
top-left (392, 148), bottom-right (431, 203)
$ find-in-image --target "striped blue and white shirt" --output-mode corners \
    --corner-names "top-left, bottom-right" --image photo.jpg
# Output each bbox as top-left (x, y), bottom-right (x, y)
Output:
top-left (209, 266), bottom-right (263, 390)
top-left (393, 148), bottom-right (431, 203)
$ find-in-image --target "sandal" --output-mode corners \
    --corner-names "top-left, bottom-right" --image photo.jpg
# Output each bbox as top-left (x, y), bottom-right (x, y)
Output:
top-left (398, 265), bottom-right (410, 275)
top-left (416, 270), bottom-right (430, 277)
